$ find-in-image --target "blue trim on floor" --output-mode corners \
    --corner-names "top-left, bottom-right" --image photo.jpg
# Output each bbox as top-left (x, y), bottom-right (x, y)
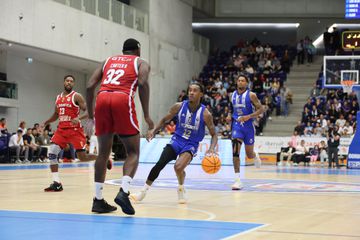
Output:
top-left (0, 210), bottom-right (263, 240)
top-left (0, 162), bottom-right (123, 170)
top-left (263, 167), bottom-right (360, 176)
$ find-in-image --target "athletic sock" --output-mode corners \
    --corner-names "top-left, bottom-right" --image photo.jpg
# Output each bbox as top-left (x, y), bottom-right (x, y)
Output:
top-left (94, 182), bottom-right (103, 200)
top-left (121, 175), bottom-right (132, 193)
top-left (52, 172), bottom-right (60, 183)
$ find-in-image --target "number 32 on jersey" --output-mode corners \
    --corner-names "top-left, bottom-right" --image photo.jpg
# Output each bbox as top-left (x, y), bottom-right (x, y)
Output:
top-left (103, 69), bottom-right (125, 85)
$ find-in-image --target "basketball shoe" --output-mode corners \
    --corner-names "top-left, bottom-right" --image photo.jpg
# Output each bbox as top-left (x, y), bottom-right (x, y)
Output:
top-left (114, 188), bottom-right (135, 215)
top-left (232, 178), bottom-right (244, 190)
top-left (44, 181), bottom-right (63, 192)
top-left (177, 186), bottom-right (187, 204)
top-left (92, 198), bottom-right (117, 213)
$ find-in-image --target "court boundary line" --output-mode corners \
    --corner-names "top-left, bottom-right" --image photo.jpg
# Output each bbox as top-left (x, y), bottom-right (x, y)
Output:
top-left (221, 224), bottom-right (269, 240)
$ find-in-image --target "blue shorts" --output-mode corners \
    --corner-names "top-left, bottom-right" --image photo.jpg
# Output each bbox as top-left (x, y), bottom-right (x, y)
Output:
top-left (231, 121), bottom-right (255, 145)
top-left (169, 135), bottom-right (199, 157)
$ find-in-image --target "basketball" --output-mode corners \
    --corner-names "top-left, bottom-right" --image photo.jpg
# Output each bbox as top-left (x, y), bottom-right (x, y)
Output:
top-left (201, 155), bottom-right (221, 174)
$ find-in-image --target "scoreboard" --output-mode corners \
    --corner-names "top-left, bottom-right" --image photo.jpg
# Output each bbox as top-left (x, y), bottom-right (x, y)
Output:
top-left (345, 0), bottom-right (360, 19)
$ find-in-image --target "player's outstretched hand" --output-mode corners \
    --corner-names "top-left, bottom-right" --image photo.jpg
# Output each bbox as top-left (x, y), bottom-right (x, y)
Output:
top-left (84, 118), bottom-right (94, 136)
top-left (205, 149), bottom-right (216, 156)
top-left (146, 129), bottom-right (155, 142)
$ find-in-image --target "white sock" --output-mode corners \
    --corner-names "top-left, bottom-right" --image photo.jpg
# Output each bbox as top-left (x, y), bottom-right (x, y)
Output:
top-left (121, 175), bottom-right (132, 193)
top-left (142, 183), bottom-right (151, 192)
top-left (178, 184), bottom-right (184, 189)
top-left (95, 182), bottom-right (104, 200)
top-left (52, 172), bottom-right (60, 183)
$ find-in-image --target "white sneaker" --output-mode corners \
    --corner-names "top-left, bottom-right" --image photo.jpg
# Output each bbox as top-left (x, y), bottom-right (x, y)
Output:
top-left (23, 159), bottom-right (31, 164)
top-left (286, 162), bottom-right (291, 167)
top-left (254, 152), bottom-right (261, 168)
top-left (277, 161), bottom-right (283, 166)
top-left (232, 178), bottom-right (244, 190)
top-left (293, 163), bottom-right (298, 167)
top-left (15, 159), bottom-right (22, 164)
top-left (177, 186), bottom-right (187, 204)
top-left (130, 190), bottom-right (147, 203)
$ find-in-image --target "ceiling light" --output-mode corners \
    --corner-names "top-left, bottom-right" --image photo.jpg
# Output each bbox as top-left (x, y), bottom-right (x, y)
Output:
top-left (192, 23), bottom-right (300, 28)
top-left (26, 57), bottom-right (33, 63)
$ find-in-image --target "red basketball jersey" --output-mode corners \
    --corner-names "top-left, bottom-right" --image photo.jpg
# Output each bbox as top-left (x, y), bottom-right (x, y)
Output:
top-left (99, 55), bottom-right (139, 96)
top-left (55, 91), bottom-right (81, 129)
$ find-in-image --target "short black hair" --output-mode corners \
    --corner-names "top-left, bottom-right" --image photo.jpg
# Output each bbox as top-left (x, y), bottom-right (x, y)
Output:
top-left (64, 75), bottom-right (75, 81)
top-left (238, 74), bottom-right (249, 83)
top-left (189, 82), bottom-right (204, 93)
top-left (123, 38), bottom-right (140, 52)
top-left (0, 118), bottom-right (5, 121)
top-left (17, 129), bottom-right (23, 134)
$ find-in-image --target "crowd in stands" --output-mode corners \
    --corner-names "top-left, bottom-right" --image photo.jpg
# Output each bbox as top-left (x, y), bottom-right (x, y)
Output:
top-left (163, 39), bottom-right (296, 137)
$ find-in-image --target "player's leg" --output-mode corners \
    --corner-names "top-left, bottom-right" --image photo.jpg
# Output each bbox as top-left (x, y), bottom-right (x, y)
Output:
top-left (130, 145), bottom-right (177, 202)
top-left (174, 151), bottom-right (193, 204)
top-left (232, 138), bottom-right (243, 190)
top-left (92, 133), bottom-right (117, 214)
top-left (113, 134), bottom-right (141, 215)
top-left (44, 144), bottom-right (63, 192)
top-left (244, 128), bottom-right (261, 168)
top-left (72, 128), bottom-right (112, 170)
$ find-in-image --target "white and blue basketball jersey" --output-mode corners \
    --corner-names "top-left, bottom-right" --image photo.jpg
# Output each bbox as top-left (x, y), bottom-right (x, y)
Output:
top-left (174, 100), bottom-right (206, 143)
top-left (231, 90), bottom-right (254, 126)
top-left (231, 90), bottom-right (255, 145)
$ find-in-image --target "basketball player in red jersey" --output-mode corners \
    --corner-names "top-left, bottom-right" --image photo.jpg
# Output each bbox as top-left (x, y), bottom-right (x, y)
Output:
top-left (86, 38), bottom-right (154, 215)
top-left (43, 75), bottom-right (111, 192)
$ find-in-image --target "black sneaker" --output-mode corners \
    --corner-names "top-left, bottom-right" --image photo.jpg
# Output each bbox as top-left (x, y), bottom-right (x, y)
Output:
top-left (92, 198), bottom-right (117, 213)
top-left (114, 188), bottom-right (135, 215)
top-left (44, 182), bottom-right (63, 192)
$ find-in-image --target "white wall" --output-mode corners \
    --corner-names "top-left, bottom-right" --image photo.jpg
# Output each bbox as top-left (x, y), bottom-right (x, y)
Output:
top-left (0, 0), bottom-right (209, 133)
top-left (148, 0), bottom-right (197, 126)
top-left (0, 0), bottom-right (149, 62)
top-left (3, 52), bottom-right (86, 132)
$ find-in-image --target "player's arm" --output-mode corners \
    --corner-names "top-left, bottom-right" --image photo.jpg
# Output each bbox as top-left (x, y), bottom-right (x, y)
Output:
top-left (147, 103), bottom-right (182, 141)
top-left (226, 92), bottom-right (233, 122)
top-left (137, 59), bottom-right (154, 129)
top-left (204, 108), bottom-right (218, 154)
top-left (43, 106), bottom-right (58, 126)
top-left (239, 92), bottom-right (264, 122)
top-left (72, 93), bottom-right (88, 124)
top-left (86, 62), bottom-right (104, 120)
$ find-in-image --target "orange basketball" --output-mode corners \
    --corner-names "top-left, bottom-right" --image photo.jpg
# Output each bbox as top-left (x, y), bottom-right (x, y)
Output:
top-left (201, 155), bottom-right (221, 174)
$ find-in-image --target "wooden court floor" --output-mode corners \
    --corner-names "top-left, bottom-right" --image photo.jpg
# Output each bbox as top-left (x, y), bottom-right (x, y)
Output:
top-left (0, 162), bottom-right (359, 240)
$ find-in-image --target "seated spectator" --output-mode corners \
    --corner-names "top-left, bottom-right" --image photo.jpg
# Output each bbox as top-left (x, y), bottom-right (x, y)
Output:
top-left (34, 128), bottom-right (49, 162)
top-left (339, 121), bottom-right (353, 137)
top-left (309, 145), bottom-right (319, 166)
top-left (335, 114), bottom-right (346, 128)
top-left (304, 122), bottom-right (313, 137)
top-left (9, 130), bottom-right (30, 163)
top-left (278, 141), bottom-right (295, 166)
top-left (23, 128), bottom-right (41, 162)
top-left (292, 140), bottom-right (309, 166)
top-left (313, 123), bottom-right (323, 137)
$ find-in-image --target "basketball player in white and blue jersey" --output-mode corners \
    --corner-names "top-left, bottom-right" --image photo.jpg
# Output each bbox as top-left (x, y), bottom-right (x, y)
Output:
top-left (228, 75), bottom-right (264, 190)
top-left (131, 82), bottom-right (218, 203)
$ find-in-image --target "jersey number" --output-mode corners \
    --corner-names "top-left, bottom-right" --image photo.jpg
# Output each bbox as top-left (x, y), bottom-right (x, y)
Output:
top-left (59, 108), bottom-right (65, 115)
top-left (183, 129), bottom-right (191, 139)
top-left (103, 69), bottom-right (125, 85)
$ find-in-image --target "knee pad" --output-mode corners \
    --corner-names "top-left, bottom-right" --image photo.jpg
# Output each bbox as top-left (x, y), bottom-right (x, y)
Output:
top-left (49, 144), bottom-right (61, 165)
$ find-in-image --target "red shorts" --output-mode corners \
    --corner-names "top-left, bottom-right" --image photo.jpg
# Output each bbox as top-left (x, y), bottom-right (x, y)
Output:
top-left (51, 127), bottom-right (86, 150)
top-left (95, 91), bottom-right (139, 136)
